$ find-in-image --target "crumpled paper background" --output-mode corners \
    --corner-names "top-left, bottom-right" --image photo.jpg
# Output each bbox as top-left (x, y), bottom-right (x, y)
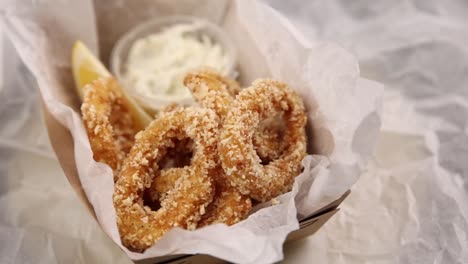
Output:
top-left (268, 0), bottom-right (468, 263)
top-left (0, 0), bottom-right (383, 263)
top-left (0, 1), bottom-right (467, 264)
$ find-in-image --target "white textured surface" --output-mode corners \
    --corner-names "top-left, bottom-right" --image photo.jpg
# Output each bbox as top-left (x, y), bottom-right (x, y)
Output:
top-left (270, 1), bottom-right (468, 263)
top-left (0, 0), bottom-right (467, 263)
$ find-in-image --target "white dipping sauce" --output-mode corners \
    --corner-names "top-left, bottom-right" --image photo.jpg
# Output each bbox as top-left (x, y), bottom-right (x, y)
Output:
top-left (123, 22), bottom-right (230, 99)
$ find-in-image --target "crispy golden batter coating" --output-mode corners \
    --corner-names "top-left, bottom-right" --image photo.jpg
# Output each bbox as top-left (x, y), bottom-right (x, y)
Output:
top-left (184, 68), bottom-right (234, 118)
top-left (148, 105), bottom-right (194, 200)
top-left (253, 115), bottom-right (287, 164)
top-left (183, 68), bottom-right (252, 225)
top-left (82, 71), bottom-right (308, 251)
top-left (113, 107), bottom-right (218, 250)
top-left (197, 174), bottom-right (252, 227)
top-left (185, 67), bottom-right (286, 162)
top-left (81, 78), bottom-right (138, 179)
top-left (219, 79), bottom-right (307, 202)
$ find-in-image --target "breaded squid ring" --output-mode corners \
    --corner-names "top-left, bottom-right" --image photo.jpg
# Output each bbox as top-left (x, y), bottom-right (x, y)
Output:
top-left (147, 104), bottom-right (194, 201)
top-left (185, 68), bottom-right (235, 118)
top-left (253, 115), bottom-right (287, 163)
top-left (185, 67), bottom-right (286, 163)
top-left (183, 68), bottom-right (252, 226)
top-left (81, 77), bottom-right (138, 178)
top-left (151, 168), bottom-right (251, 227)
top-left (197, 173), bottom-right (252, 227)
top-left (114, 107), bottom-right (218, 250)
top-left (219, 79), bottom-right (307, 202)
top-left (146, 138), bottom-right (194, 202)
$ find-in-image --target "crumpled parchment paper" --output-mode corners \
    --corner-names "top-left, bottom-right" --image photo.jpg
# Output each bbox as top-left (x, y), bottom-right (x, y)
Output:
top-left (267, 0), bottom-right (468, 263)
top-left (0, 23), bottom-right (132, 264)
top-left (0, 0), bottom-right (382, 263)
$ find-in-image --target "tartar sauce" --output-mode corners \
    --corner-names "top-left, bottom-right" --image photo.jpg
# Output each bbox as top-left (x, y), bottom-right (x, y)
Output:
top-left (123, 22), bottom-right (230, 99)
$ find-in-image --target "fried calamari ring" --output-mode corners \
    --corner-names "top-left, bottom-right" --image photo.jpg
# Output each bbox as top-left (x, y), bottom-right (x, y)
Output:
top-left (253, 115), bottom-right (287, 163)
top-left (81, 77), bottom-right (138, 177)
top-left (147, 104), bottom-right (194, 201)
top-left (184, 68), bottom-right (235, 118)
top-left (114, 107), bottom-right (218, 250)
top-left (148, 138), bottom-right (194, 201)
top-left (150, 168), bottom-right (251, 226)
top-left (185, 67), bottom-right (285, 163)
top-left (219, 79), bottom-right (307, 202)
top-left (197, 175), bottom-right (252, 227)
top-left (183, 68), bottom-right (252, 225)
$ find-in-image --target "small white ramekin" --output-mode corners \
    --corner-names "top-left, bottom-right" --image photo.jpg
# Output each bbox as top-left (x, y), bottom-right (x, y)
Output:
top-left (110, 16), bottom-right (238, 112)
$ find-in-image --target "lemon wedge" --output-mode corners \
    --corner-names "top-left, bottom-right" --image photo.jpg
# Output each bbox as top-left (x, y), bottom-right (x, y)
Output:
top-left (71, 41), bottom-right (152, 130)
